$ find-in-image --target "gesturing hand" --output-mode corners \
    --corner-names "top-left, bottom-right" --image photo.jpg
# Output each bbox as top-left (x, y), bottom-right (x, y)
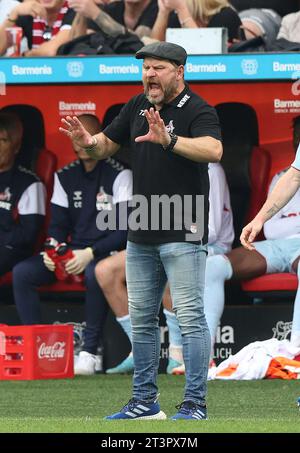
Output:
top-left (135, 108), bottom-right (170, 147)
top-left (59, 116), bottom-right (95, 149)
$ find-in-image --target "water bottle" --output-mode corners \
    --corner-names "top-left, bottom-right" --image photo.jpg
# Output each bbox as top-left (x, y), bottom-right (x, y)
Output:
top-left (44, 237), bottom-right (59, 261)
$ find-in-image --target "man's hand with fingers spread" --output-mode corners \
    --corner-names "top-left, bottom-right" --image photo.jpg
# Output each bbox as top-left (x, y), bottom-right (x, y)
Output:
top-left (59, 116), bottom-right (96, 149)
top-left (135, 108), bottom-right (170, 147)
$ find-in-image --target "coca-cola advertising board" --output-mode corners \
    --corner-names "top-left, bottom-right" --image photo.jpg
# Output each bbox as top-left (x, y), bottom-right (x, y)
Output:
top-left (35, 333), bottom-right (69, 375)
top-left (33, 325), bottom-right (74, 378)
top-left (0, 325), bottom-right (74, 380)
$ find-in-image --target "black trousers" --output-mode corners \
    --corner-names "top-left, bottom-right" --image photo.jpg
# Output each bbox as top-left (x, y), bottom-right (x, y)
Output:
top-left (0, 245), bottom-right (31, 276)
top-left (13, 254), bottom-right (109, 354)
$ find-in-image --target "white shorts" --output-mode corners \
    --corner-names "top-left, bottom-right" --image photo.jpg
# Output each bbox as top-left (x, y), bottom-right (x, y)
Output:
top-left (253, 238), bottom-right (300, 274)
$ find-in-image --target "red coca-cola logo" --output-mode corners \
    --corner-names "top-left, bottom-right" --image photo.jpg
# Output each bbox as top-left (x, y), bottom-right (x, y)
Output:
top-left (38, 341), bottom-right (66, 360)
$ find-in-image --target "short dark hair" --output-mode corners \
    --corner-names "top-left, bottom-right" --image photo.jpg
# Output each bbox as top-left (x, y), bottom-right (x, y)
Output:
top-left (0, 112), bottom-right (23, 150)
top-left (292, 115), bottom-right (300, 132)
top-left (78, 114), bottom-right (102, 134)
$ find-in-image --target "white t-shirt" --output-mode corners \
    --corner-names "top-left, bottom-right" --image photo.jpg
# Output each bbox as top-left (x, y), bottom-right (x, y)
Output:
top-left (264, 167), bottom-right (300, 239)
top-left (291, 143), bottom-right (300, 171)
top-left (0, 0), bottom-right (19, 22)
top-left (208, 163), bottom-right (234, 254)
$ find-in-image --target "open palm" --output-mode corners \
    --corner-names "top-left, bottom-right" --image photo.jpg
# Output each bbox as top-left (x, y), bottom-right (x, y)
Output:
top-left (59, 116), bottom-right (94, 148)
top-left (135, 108), bottom-right (169, 145)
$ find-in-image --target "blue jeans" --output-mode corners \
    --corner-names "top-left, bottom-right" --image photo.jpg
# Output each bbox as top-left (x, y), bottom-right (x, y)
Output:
top-left (126, 240), bottom-right (210, 406)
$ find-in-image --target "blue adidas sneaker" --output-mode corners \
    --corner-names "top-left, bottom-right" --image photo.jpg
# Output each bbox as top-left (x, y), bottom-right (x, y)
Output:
top-left (105, 398), bottom-right (167, 420)
top-left (170, 401), bottom-right (208, 420)
top-left (297, 397), bottom-right (300, 409)
top-left (106, 355), bottom-right (134, 374)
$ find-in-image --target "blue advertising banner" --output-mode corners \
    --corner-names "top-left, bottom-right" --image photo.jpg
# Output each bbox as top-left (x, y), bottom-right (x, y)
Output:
top-left (0, 53), bottom-right (300, 84)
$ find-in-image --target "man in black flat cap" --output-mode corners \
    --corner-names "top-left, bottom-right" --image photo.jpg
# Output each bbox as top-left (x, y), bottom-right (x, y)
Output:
top-left (60, 42), bottom-right (222, 420)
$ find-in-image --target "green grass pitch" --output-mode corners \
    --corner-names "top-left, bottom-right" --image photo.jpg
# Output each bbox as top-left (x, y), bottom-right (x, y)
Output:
top-left (0, 375), bottom-right (299, 433)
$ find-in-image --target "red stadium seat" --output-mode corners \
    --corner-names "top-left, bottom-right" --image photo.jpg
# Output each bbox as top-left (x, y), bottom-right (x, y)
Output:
top-left (241, 273), bottom-right (298, 295)
top-left (35, 148), bottom-right (57, 249)
top-left (241, 148), bottom-right (297, 298)
top-left (215, 103), bottom-right (272, 247)
top-left (246, 146), bottom-right (272, 228)
top-left (0, 273), bottom-right (12, 286)
top-left (0, 148), bottom-right (57, 288)
top-left (39, 280), bottom-right (85, 293)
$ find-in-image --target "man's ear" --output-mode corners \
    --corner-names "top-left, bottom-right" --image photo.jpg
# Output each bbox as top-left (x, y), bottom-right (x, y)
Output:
top-left (177, 65), bottom-right (184, 80)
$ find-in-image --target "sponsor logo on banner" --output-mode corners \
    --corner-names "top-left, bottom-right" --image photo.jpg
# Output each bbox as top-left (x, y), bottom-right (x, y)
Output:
top-left (54, 321), bottom-right (86, 355)
top-left (273, 98), bottom-right (300, 114)
top-left (271, 320), bottom-right (292, 340)
top-left (58, 100), bottom-right (96, 116)
top-left (273, 62), bottom-right (300, 73)
top-left (66, 61), bottom-right (84, 78)
top-left (214, 324), bottom-right (234, 360)
top-left (38, 341), bottom-right (66, 360)
top-left (159, 326), bottom-right (168, 360)
top-left (241, 59), bottom-right (258, 76)
top-left (99, 64), bottom-right (139, 75)
top-left (186, 62), bottom-right (226, 74)
top-left (11, 65), bottom-right (52, 75)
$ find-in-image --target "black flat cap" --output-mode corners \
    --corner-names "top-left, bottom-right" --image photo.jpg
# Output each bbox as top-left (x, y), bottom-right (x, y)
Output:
top-left (136, 42), bottom-right (187, 66)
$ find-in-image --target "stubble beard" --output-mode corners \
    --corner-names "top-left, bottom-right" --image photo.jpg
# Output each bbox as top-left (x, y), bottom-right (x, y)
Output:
top-left (144, 80), bottom-right (178, 105)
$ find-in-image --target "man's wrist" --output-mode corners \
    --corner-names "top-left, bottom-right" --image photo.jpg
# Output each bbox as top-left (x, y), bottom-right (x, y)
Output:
top-left (84, 135), bottom-right (98, 152)
top-left (90, 5), bottom-right (101, 21)
top-left (162, 134), bottom-right (171, 148)
top-left (162, 133), bottom-right (178, 152)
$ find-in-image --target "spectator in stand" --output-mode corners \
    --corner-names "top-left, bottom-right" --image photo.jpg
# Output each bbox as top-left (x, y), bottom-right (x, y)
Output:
top-left (0, 112), bottom-right (46, 277)
top-left (68, 0), bottom-right (158, 40)
top-left (13, 114), bottom-right (133, 375)
top-left (0, 0), bottom-right (75, 56)
top-left (230, 0), bottom-right (300, 18)
top-left (151, 0), bottom-right (243, 44)
top-left (95, 162), bottom-right (234, 374)
top-left (0, 0), bottom-right (19, 52)
top-left (238, 9), bottom-right (281, 46)
top-left (0, 0), bottom-right (19, 22)
top-left (206, 116), bottom-right (300, 355)
top-left (277, 10), bottom-right (300, 43)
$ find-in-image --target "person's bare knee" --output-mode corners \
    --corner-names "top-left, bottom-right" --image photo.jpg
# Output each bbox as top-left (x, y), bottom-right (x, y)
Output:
top-left (95, 251), bottom-right (126, 291)
top-left (95, 258), bottom-right (115, 291)
top-left (226, 246), bottom-right (267, 280)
